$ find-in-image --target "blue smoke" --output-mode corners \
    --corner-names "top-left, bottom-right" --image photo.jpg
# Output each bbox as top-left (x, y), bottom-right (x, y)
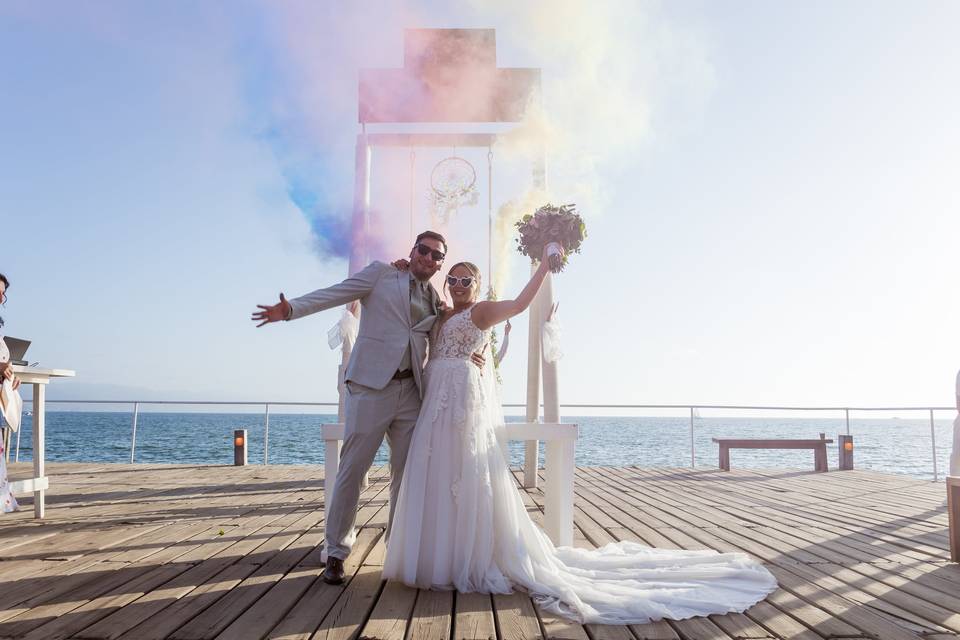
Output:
top-left (271, 141), bottom-right (353, 258)
top-left (235, 19), bottom-right (354, 259)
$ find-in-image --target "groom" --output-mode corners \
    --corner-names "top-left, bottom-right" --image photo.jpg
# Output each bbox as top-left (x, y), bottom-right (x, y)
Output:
top-left (252, 230), bottom-right (476, 584)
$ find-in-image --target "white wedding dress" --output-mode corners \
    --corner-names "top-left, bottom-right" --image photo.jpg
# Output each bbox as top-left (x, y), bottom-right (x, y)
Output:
top-left (383, 306), bottom-right (777, 624)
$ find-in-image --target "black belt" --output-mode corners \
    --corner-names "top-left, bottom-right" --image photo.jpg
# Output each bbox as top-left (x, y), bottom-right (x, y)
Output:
top-left (392, 369), bottom-right (414, 380)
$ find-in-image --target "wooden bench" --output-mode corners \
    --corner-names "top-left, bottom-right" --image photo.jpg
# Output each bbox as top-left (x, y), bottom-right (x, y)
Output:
top-left (712, 433), bottom-right (834, 472)
top-left (321, 422), bottom-right (578, 549)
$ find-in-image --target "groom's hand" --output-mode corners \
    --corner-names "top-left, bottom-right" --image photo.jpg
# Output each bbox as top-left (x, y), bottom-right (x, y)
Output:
top-left (470, 351), bottom-right (485, 370)
top-left (252, 293), bottom-right (292, 327)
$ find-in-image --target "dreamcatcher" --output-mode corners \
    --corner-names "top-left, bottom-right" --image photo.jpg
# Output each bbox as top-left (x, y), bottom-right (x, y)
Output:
top-left (429, 156), bottom-right (478, 226)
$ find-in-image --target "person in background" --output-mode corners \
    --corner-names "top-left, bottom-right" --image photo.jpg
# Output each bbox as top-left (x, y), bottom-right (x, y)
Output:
top-left (494, 319), bottom-right (511, 367)
top-left (0, 273), bottom-right (20, 512)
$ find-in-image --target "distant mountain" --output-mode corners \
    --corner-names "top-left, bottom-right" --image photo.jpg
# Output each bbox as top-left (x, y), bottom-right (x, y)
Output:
top-left (34, 379), bottom-right (334, 414)
top-left (44, 380), bottom-right (205, 403)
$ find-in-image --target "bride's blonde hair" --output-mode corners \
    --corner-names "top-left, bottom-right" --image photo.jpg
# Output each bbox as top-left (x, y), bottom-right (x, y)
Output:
top-left (444, 261), bottom-right (482, 303)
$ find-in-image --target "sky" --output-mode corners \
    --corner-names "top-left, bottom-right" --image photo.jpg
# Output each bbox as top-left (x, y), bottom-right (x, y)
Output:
top-left (1, 1), bottom-right (958, 415)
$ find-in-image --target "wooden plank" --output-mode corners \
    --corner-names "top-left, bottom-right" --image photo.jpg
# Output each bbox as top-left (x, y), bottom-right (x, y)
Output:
top-left (358, 581), bottom-right (418, 640)
top-left (408, 589), bottom-right (453, 640)
top-left (629, 620), bottom-right (681, 640)
top-left (740, 602), bottom-right (824, 640)
top-left (667, 616), bottom-right (734, 640)
top-left (585, 621), bottom-right (634, 640)
top-left (454, 592), bottom-right (497, 640)
top-left (494, 592), bottom-right (543, 640)
top-left (708, 612), bottom-right (775, 639)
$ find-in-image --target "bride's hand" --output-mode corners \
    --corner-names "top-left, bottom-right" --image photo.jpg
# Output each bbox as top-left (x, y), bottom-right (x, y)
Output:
top-left (392, 258), bottom-right (410, 271)
top-left (541, 242), bottom-right (565, 264)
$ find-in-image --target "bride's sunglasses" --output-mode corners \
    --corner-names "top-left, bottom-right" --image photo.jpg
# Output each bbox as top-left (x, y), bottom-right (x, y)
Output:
top-left (446, 275), bottom-right (475, 288)
top-left (415, 243), bottom-right (445, 262)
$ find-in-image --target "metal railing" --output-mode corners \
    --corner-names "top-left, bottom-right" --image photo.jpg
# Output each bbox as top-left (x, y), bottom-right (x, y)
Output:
top-left (17, 399), bottom-right (957, 481)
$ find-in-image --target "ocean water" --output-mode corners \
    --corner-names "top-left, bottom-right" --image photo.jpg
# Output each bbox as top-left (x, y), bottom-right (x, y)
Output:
top-left (7, 411), bottom-right (956, 481)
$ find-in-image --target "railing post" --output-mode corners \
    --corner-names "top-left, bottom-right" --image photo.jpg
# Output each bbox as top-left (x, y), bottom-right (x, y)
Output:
top-left (689, 407), bottom-right (696, 468)
top-left (263, 403), bottom-right (270, 465)
top-left (845, 408), bottom-right (850, 435)
top-left (15, 426), bottom-right (21, 462)
top-left (130, 402), bottom-right (139, 464)
top-left (931, 409), bottom-right (939, 482)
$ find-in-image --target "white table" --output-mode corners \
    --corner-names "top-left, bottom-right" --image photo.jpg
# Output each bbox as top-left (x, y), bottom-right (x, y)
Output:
top-left (9, 365), bottom-right (75, 518)
top-left (321, 422), bottom-right (578, 547)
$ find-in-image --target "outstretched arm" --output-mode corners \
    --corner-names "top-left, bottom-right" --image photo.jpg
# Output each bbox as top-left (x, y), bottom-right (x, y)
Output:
top-left (251, 261), bottom-right (385, 327)
top-left (471, 244), bottom-right (560, 331)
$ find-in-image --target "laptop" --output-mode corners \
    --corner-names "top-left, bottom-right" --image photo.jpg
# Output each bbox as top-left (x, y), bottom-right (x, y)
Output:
top-left (2, 337), bottom-right (30, 366)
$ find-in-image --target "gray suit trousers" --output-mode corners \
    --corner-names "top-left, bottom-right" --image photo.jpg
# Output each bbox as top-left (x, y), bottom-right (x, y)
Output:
top-left (325, 377), bottom-right (420, 560)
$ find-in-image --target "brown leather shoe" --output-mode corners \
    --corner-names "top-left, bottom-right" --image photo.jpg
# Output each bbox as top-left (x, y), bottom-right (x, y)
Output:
top-left (322, 556), bottom-right (345, 585)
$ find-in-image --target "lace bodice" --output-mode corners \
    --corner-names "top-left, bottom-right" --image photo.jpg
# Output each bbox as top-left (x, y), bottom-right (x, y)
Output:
top-left (431, 306), bottom-right (488, 360)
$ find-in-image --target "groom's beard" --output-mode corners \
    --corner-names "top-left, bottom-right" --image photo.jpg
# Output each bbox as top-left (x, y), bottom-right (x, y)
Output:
top-left (410, 263), bottom-right (439, 282)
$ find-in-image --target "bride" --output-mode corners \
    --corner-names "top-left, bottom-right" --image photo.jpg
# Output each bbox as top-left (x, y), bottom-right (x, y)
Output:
top-left (384, 245), bottom-right (777, 624)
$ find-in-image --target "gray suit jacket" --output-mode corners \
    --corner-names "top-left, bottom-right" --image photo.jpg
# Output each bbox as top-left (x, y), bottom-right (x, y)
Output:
top-left (288, 262), bottom-right (440, 396)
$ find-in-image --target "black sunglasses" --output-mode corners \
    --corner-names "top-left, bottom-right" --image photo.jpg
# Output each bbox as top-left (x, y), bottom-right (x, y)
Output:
top-left (446, 275), bottom-right (474, 288)
top-left (415, 243), bottom-right (445, 262)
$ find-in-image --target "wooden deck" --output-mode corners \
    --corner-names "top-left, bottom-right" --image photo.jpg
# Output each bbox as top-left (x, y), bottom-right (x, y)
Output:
top-left (1, 462), bottom-right (957, 640)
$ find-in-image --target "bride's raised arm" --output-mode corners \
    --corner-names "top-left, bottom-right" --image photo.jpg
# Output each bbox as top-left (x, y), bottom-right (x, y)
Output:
top-left (471, 244), bottom-right (561, 331)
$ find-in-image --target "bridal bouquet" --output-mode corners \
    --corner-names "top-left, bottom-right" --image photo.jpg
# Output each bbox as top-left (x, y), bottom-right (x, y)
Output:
top-left (514, 203), bottom-right (587, 273)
